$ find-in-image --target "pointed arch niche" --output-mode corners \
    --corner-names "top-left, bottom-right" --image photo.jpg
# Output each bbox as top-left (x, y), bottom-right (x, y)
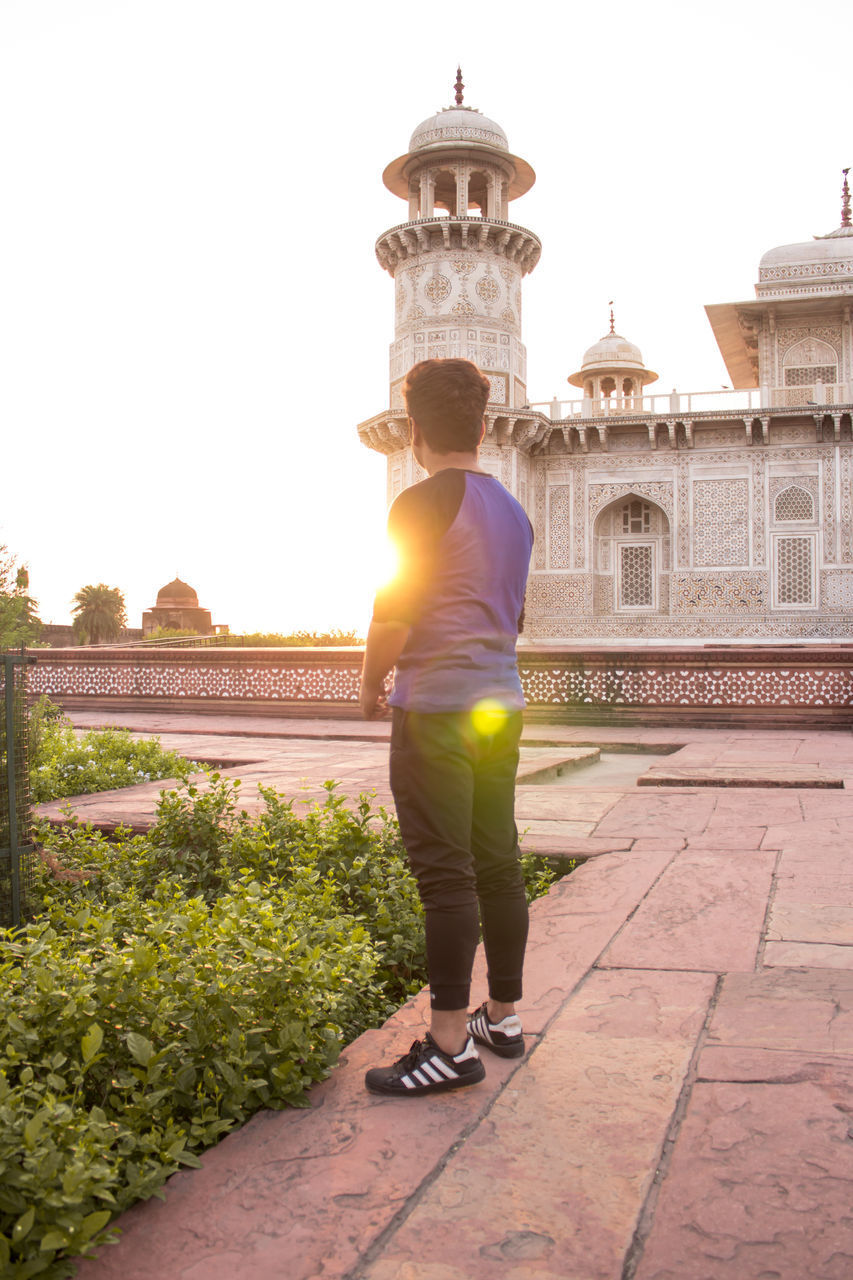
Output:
top-left (593, 494), bottom-right (672, 615)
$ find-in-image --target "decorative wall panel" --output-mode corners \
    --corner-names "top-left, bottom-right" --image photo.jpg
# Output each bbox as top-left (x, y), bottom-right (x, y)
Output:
top-left (548, 486), bottom-right (572, 568)
top-left (525, 574), bottom-right (591, 612)
top-left (672, 573), bottom-right (767, 612)
top-left (693, 479), bottom-right (749, 566)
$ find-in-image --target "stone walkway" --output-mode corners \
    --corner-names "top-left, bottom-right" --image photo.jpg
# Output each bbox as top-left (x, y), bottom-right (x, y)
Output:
top-left (51, 711), bottom-right (853, 1280)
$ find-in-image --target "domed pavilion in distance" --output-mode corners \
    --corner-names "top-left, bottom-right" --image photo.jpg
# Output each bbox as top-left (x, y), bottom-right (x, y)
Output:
top-left (142, 578), bottom-right (221, 637)
top-left (358, 77), bottom-right (853, 641)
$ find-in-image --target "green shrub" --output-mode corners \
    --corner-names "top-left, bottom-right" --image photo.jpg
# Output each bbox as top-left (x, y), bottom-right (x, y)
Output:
top-left (230, 630), bottom-right (363, 647)
top-left (30, 713), bottom-right (196, 805)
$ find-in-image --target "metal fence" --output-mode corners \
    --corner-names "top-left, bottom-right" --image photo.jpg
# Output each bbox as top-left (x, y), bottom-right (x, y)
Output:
top-left (0, 653), bottom-right (37, 927)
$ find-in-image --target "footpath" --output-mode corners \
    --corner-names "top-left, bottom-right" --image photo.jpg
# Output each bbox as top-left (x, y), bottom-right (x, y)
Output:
top-left (46, 710), bottom-right (853, 1280)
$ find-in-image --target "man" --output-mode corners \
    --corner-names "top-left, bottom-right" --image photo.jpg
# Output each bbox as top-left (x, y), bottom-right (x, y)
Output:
top-left (359, 358), bottom-right (534, 1097)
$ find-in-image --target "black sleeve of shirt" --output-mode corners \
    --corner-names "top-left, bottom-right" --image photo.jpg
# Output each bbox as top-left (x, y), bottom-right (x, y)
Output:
top-left (372, 469), bottom-right (467, 625)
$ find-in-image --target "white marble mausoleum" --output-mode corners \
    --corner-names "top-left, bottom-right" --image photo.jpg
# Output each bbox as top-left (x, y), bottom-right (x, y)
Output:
top-left (358, 75), bottom-right (853, 641)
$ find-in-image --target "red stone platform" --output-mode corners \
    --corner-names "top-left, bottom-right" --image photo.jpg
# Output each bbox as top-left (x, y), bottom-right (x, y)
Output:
top-left (50, 711), bottom-right (853, 1280)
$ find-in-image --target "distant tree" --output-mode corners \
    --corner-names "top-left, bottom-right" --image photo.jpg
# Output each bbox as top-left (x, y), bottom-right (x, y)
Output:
top-left (0, 546), bottom-right (41, 649)
top-left (71, 584), bottom-right (127, 645)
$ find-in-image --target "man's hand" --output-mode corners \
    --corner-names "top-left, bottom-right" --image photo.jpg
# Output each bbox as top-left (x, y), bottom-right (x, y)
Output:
top-left (360, 677), bottom-right (389, 720)
top-left (360, 620), bottom-right (411, 721)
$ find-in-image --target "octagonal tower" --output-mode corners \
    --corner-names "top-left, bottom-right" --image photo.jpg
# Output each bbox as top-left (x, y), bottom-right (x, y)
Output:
top-left (376, 71), bottom-right (540, 414)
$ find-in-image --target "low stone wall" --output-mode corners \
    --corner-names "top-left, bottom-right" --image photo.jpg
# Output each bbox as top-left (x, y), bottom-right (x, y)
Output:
top-left (26, 644), bottom-right (853, 727)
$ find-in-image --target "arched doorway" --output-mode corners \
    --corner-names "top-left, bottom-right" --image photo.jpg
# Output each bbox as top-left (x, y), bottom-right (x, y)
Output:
top-left (594, 494), bottom-right (671, 615)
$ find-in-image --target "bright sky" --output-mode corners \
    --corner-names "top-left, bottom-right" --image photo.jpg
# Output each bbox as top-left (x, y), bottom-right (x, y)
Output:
top-left (1, 0), bottom-right (850, 634)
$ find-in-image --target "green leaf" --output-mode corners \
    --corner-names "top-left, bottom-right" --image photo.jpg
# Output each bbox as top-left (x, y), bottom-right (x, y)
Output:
top-left (81, 1022), bottom-right (104, 1064)
top-left (23, 1112), bottom-right (45, 1149)
top-left (78, 1209), bottom-right (112, 1243)
top-left (0, 1235), bottom-right (9, 1271)
top-left (126, 1032), bottom-right (154, 1067)
top-left (12, 1206), bottom-right (35, 1243)
top-left (39, 1229), bottom-right (71, 1252)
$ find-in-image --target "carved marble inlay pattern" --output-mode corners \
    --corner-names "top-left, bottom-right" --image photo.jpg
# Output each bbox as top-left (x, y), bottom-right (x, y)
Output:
top-left (548, 486), bottom-right (572, 568)
top-left (693, 479), bottom-right (749, 566)
top-left (824, 457), bottom-right (837, 563)
top-left (773, 483), bottom-right (816, 522)
top-left (673, 573), bottom-right (767, 612)
top-left (822, 570), bottom-right (853, 610)
top-left (589, 482), bottom-right (674, 522)
top-left (526, 617), bottom-right (853, 640)
top-left (476, 275), bottom-right (500, 303)
top-left (760, 261), bottom-right (853, 282)
top-left (572, 462), bottom-right (585, 568)
top-left (518, 659), bottom-right (853, 707)
top-left (676, 458), bottom-right (689, 568)
top-left (487, 373), bottom-right (507, 403)
top-left (776, 536), bottom-right (814, 606)
top-left (534, 463), bottom-right (546, 570)
top-left (693, 428), bottom-right (744, 448)
top-left (30, 659), bottom-right (364, 703)
top-left (526, 574), bottom-right (591, 611)
top-left (425, 273), bottom-right (451, 304)
top-left (842, 449), bottom-right (853, 563)
top-left (752, 459), bottom-right (766, 566)
top-left (777, 326), bottom-right (842, 354)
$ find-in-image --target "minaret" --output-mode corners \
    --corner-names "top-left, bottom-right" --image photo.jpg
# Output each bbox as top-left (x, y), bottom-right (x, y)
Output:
top-left (374, 71), bottom-right (540, 414)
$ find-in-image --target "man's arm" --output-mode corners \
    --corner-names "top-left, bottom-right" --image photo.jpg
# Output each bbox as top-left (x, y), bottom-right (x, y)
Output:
top-left (359, 619), bottom-right (410, 720)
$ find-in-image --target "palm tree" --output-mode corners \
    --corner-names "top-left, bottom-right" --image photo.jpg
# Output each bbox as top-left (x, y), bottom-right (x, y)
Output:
top-left (71, 584), bottom-right (127, 645)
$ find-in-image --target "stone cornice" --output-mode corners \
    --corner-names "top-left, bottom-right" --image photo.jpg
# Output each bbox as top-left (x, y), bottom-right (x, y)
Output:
top-left (357, 403), bottom-right (853, 456)
top-left (375, 217), bottom-right (542, 276)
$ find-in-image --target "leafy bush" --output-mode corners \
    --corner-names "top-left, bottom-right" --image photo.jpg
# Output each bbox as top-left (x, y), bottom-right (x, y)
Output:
top-left (29, 706), bottom-right (196, 804)
top-left (229, 630), bottom-right (363, 647)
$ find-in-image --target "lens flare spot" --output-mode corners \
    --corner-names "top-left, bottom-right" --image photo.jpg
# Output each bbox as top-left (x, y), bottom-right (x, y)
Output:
top-left (470, 698), bottom-right (509, 738)
top-left (372, 537), bottom-right (401, 592)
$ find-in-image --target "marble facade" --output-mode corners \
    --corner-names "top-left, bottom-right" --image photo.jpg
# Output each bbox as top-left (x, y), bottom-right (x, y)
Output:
top-left (358, 78), bottom-right (853, 641)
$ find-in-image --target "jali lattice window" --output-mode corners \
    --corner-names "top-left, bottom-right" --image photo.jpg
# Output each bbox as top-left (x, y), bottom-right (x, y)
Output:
top-left (621, 500), bottom-right (651, 534)
top-left (774, 486), bottom-right (814, 522)
top-left (784, 365), bottom-right (836, 387)
top-left (776, 536), bottom-right (814, 607)
top-left (619, 544), bottom-right (654, 608)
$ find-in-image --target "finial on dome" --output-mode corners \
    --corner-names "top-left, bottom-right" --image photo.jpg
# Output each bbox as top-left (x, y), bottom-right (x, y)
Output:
top-left (454, 66), bottom-right (464, 106)
top-left (608, 301), bottom-right (615, 335)
top-left (842, 168), bottom-right (851, 230)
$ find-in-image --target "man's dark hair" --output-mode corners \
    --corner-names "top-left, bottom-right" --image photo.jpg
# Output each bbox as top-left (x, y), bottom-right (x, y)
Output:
top-left (402, 359), bottom-right (490, 453)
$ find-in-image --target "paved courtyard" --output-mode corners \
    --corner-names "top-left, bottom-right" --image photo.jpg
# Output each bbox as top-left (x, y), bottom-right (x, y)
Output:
top-left (47, 710), bottom-right (853, 1280)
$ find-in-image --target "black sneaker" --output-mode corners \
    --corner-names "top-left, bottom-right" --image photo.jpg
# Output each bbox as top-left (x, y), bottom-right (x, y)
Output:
top-left (467, 1002), bottom-right (525, 1058)
top-left (364, 1032), bottom-right (485, 1096)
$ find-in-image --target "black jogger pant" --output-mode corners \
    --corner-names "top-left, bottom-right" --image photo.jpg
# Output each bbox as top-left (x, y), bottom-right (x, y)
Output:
top-left (389, 706), bottom-right (529, 1011)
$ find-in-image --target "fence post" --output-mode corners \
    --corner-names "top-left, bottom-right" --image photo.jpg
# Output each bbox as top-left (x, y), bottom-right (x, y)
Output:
top-left (1, 652), bottom-right (36, 928)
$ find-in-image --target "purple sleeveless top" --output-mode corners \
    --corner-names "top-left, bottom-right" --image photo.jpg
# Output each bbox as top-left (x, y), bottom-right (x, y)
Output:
top-left (379, 471), bottom-right (533, 713)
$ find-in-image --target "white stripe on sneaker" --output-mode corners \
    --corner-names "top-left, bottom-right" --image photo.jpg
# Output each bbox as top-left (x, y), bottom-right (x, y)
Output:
top-left (421, 1061), bottom-right (444, 1083)
top-left (432, 1057), bottom-right (459, 1080)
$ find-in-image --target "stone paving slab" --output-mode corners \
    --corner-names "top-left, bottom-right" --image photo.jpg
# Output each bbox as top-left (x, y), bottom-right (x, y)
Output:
top-left (766, 902), bottom-right (853, 945)
top-left (635, 1076), bottom-right (853, 1280)
top-left (763, 941), bottom-right (853, 969)
top-left (599, 849), bottom-right (777, 973)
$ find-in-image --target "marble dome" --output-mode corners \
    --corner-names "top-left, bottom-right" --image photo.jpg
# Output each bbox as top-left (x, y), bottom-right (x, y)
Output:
top-left (409, 106), bottom-right (509, 154)
top-left (758, 201), bottom-right (853, 293)
top-left (155, 577), bottom-right (199, 608)
top-left (579, 332), bottom-right (646, 372)
top-left (568, 329), bottom-right (658, 389)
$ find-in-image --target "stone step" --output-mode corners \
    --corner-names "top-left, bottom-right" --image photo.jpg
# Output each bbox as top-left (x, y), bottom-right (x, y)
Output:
top-left (638, 764), bottom-right (845, 788)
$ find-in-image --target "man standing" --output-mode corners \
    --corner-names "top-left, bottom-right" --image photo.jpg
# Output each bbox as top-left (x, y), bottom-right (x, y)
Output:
top-left (359, 358), bottom-right (534, 1097)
